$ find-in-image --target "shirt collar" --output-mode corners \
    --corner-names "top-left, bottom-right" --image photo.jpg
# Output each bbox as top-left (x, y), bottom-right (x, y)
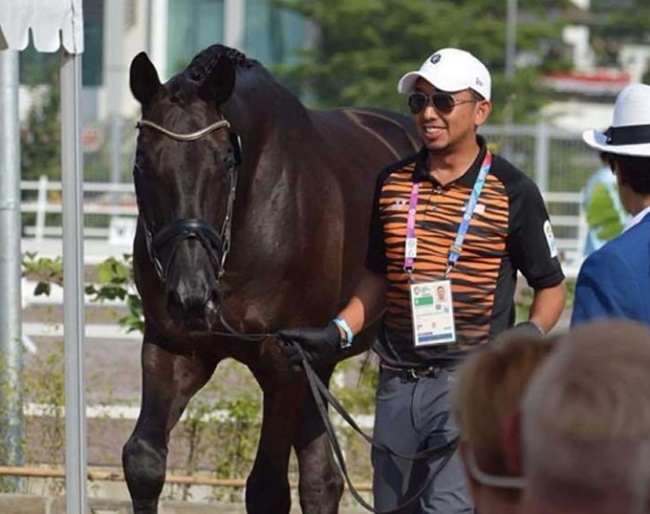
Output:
top-left (412, 136), bottom-right (488, 187)
top-left (624, 205), bottom-right (650, 232)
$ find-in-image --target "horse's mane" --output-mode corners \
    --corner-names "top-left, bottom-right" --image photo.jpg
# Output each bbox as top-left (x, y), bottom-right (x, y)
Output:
top-left (184, 44), bottom-right (259, 84)
top-left (170, 44), bottom-right (303, 122)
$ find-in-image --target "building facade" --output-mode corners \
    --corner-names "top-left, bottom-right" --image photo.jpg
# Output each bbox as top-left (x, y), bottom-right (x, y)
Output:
top-left (20, 0), bottom-right (310, 121)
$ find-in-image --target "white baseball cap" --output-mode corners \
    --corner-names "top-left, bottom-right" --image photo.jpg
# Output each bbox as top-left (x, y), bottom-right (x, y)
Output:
top-left (397, 48), bottom-right (492, 101)
top-left (582, 83), bottom-right (650, 157)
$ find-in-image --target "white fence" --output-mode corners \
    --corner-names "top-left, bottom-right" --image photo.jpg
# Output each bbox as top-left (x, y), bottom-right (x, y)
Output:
top-left (19, 176), bottom-right (587, 276)
top-left (543, 191), bottom-right (587, 277)
top-left (21, 176), bottom-right (138, 245)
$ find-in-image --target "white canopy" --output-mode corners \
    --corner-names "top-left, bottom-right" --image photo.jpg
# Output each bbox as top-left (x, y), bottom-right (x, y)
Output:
top-left (0, 2), bottom-right (86, 513)
top-left (0, 0), bottom-right (84, 53)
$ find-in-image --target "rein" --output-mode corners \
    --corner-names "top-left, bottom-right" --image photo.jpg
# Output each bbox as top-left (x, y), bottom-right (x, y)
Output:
top-left (134, 116), bottom-right (237, 284)
top-left (297, 349), bottom-right (458, 513)
top-left (135, 115), bottom-right (272, 343)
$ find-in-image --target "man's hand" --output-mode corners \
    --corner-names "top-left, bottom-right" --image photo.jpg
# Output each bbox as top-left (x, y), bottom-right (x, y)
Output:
top-left (513, 320), bottom-right (544, 336)
top-left (277, 322), bottom-right (342, 368)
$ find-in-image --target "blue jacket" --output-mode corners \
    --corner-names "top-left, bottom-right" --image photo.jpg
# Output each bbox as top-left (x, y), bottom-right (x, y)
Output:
top-left (571, 212), bottom-right (650, 327)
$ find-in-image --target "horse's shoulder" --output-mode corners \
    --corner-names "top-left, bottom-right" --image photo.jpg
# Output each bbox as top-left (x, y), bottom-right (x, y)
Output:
top-left (379, 151), bottom-right (420, 177)
top-left (340, 106), bottom-right (412, 126)
top-left (309, 107), bottom-right (416, 140)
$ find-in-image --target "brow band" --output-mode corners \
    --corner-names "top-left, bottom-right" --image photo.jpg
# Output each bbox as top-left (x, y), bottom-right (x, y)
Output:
top-left (135, 118), bottom-right (231, 141)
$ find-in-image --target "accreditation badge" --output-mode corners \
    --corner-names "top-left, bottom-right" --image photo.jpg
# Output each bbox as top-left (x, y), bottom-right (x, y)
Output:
top-left (409, 279), bottom-right (456, 346)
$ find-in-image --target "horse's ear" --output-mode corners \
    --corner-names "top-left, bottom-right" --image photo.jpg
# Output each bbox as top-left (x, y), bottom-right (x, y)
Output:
top-left (130, 52), bottom-right (162, 107)
top-left (198, 59), bottom-right (236, 105)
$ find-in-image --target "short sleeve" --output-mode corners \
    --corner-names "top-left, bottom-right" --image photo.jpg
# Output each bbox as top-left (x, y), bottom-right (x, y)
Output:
top-left (507, 177), bottom-right (565, 289)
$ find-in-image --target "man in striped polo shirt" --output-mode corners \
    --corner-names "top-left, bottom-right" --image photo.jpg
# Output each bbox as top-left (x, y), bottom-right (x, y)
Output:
top-left (279, 48), bottom-right (565, 513)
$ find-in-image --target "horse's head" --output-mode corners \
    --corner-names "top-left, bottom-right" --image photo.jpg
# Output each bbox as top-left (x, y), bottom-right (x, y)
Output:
top-left (130, 51), bottom-right (241, 334)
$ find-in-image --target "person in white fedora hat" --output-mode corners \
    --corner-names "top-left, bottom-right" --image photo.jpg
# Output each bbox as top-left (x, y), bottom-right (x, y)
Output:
top-left (571, 83), bottom-right (650, 326)
top-left (279, 47), bottom-right (566, 514)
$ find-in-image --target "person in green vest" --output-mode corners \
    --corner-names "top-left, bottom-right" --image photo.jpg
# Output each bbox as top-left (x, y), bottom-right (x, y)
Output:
top-left (582, 152), bottom-right (630, 256)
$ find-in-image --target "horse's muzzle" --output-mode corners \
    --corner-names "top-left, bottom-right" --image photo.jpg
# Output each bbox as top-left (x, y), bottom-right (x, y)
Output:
top-left (167, 283), bottom-right (220, 333)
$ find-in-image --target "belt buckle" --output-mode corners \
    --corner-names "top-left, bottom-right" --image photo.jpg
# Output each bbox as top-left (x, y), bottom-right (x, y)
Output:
top-left (409, 366), bottom-right (434, 379)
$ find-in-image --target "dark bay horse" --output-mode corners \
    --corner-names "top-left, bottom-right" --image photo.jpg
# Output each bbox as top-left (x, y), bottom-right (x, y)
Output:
top-left (123, 44), bottom-right (418, 514)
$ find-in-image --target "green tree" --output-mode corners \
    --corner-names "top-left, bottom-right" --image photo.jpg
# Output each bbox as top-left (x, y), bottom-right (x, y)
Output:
top-left (20, 59), bottom-right (61, 181)
top-left (275, 0), bottom-right (572, 123)
top-left (588, 1), bottom-right (650, 67)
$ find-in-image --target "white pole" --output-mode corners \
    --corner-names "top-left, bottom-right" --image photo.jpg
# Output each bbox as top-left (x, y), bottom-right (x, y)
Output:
top-left (150, 0), bottom-right (169, 80)
top-left (506, 0), bottom-right (517, 85)
top-left (224, 0), bottom-right (246, 50)
top-left (535, 121), bottom-right (550, 193)
top-left (35, 175), bottom-right (48, 242)
top-left (105, 0), bottom-right (126, 219)
top-left (60, 49), bottom-right (87, 514)
top-left (503, 0), bottom-right (518, 161)
top-left (0, 48), bottom-right (24, 491)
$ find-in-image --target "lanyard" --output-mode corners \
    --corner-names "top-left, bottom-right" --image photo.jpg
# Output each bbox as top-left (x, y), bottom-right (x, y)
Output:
top-left (403, 152), bottom-right (492, 279)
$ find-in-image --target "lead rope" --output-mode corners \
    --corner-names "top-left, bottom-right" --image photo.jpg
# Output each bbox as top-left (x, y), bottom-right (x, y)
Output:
top-left (297, 346), bottom-right (459, 513)
top-left (209, 310), bottom-right (276, 341)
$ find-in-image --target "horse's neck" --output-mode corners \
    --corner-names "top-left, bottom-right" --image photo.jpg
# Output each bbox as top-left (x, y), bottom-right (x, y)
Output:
top-left (223, 68), bottom-right (314, 246)
top-left (225, 68), bottom-right (308, 137)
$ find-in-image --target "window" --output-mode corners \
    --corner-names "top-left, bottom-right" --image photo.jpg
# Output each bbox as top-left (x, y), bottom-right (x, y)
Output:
top-left (167, 0), bottom-right (225, 75)
top-left (244, 0), bottom-right (306, 66)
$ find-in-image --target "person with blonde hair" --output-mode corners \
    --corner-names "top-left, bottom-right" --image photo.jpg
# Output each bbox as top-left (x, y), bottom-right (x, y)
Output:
top-left (520, 320), bottom-right (650, 514)
top-left (452, 330), bottom-right (555, 514)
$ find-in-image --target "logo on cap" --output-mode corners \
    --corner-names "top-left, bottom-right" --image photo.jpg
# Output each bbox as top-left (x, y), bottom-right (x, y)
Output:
top-left (476, 78), bottom-right (483, 87)
top-left (430, 53), bottom-right (441, 65)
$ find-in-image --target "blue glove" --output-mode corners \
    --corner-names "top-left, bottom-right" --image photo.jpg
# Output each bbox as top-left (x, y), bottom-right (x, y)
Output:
top-left (277, 322), bottom-right (342, 367)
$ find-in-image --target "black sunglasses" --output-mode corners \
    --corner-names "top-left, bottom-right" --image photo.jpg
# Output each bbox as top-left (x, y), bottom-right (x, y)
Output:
top-left (407, 91), bottom-right (477, 115)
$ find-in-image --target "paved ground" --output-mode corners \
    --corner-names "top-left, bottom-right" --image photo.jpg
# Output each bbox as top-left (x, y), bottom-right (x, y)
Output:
top-left (0, 493), bottom-right (374, 513)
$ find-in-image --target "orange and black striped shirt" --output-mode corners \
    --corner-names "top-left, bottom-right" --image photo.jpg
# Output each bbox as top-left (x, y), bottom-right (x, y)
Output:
top-left (365, 138), bottom-right (564, 366)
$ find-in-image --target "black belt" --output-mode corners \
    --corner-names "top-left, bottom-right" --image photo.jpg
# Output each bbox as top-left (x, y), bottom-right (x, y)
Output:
top-left (380, 361), bottom-right (456, 380)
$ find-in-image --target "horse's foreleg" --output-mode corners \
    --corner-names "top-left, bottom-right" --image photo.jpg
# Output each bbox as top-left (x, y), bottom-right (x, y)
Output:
top-left (122, 341), bottom-right (216, 514)
top-left (244, 372), bottom-right (306, 514)
top-left (294, 366), bottom-right (344, 514)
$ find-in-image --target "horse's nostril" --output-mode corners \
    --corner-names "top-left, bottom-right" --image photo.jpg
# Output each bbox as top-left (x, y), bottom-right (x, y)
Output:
top-left (167, 283), bottom-right (219, 327)
top-left (170, 292), bottom-right (201, 314)
top-left (204, 297), bottom-right (219, 318)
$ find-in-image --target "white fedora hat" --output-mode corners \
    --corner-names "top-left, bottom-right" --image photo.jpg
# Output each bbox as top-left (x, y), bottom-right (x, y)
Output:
top-left (583, 83), bottom-right (650, 157)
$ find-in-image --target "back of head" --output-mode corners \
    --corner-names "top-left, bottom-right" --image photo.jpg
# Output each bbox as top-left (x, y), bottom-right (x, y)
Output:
top-left (522, 320), bottom-right (650, 512)
top-left (453, 330), bottom-right (554, 499)
top-left (583, 83), bottom-right (650, 196)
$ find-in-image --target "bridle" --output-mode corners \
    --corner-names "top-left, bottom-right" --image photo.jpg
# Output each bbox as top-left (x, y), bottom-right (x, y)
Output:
top-left (134, 116), bottom-right (275, 342)
top-left (136, 118), bottom-right (231, 141)
top-left (134, 117), bottom-right (239, 284)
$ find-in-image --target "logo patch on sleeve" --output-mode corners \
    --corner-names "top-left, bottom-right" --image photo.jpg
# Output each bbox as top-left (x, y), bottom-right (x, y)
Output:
top-left (543, 220), bottom-right (558, 258)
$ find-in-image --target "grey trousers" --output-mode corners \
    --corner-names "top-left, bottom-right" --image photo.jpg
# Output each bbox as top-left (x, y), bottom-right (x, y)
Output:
top-left (371, 367), bottom-right (474, 513)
